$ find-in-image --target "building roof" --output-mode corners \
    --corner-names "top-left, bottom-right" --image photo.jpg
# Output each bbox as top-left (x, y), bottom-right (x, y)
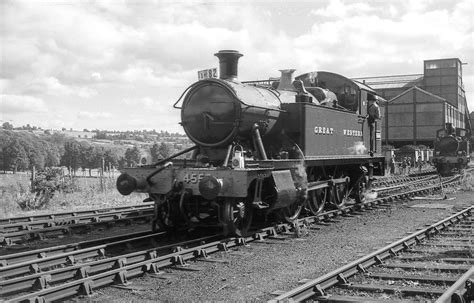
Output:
top-left (352, 79), bottom-right (377, 93)
top-left (352, 74), bottom-right (424, 90)
top-left (388, 86), bottom-right (446, 103)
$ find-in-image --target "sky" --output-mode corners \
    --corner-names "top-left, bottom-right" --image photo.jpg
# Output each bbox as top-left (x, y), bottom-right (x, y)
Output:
top-left (1, 0), bottom-right (473, 134)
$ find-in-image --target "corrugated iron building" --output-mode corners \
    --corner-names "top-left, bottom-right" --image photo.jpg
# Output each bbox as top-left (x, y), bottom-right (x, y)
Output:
top-left (354, 58), bottom-right (470, 147)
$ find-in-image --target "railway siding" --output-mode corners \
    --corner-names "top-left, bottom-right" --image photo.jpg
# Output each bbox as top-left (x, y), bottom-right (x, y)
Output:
top-left (270, 206), bottom-right (473, 302)
top-left (0, 204), bottom-right (153, 245)
top-left (0, 172), bottom-right (470, 301)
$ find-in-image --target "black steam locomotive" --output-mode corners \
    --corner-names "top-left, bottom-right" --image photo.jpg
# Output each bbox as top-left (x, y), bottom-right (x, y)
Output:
top-left (432, 123), bottom-right (470, 176)
top-left (117, 50), bottom-right (385, 236)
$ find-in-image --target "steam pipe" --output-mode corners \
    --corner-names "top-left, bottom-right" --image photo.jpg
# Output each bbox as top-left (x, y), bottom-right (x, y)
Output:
top-left (252, 123), bottom-right (267, 160)
top-left (146, 145), bottom-right (198, 185)
top-left (223, 144), bottom-right (233, 167)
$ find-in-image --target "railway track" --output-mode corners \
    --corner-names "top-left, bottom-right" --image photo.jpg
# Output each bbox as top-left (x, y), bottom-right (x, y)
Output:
top-left (0, 172), bottom-right (439, 247)
top-left (0, 204), bottom-right (154, 246)
top-left (0, 203), bottom-right (153, 225)
top-left (373, 175), bottom-right (448, 198)
top-left (270, 206), bottom-right (473, 302)
top-left (0, 172), bottom-right (463, 302)
top-left (371, 169), bottom-right (437, 188)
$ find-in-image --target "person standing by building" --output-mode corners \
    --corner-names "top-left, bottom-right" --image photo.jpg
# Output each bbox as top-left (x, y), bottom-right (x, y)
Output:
top-left (402, 157), bottom-right (407, 174)
top-left (390, 157), bottom-right (396, 175)
top-left (417, 156), bottom-right (423, 172)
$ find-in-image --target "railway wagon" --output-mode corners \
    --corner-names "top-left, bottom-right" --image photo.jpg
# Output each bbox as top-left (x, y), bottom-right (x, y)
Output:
top-left (432, 123), bottom-right (471, 176)
top-left (116, 50), bottom-right (385, 236)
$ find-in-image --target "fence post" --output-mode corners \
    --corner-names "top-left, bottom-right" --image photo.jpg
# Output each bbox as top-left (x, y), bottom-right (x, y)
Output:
top-left (30, 166), bottom-right (36, 192)
top-left (100, 157), bottom-right (105, 191)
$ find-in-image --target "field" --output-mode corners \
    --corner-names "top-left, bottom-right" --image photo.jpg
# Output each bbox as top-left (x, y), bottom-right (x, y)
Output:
top-left (0, 172), bottom-right (147, 219)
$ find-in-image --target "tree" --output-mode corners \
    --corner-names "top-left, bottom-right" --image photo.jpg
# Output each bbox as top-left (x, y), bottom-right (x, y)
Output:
top-left (48, 132), bottom-right (67, 146)
top-left (2, 122), bottom-right (13, 130)
top-left (124, 146), bottom-right (141, 167)
top-left (23, 138), bottom-right (46, 170)
top-left (44, 143), bottom-right (61, 167)
top-left (0, 130), bottom-right (61, 172)
top-left (0, 130), bottom-right (13, 172)
top-left (3, 138), bottom-right (30, 173)
top-left (94, 131), bottom-right (108, 139)
top-left (151, 142), bottom-right (170, 161)
top-left (80, 144), bottom-right (106, 176)
top-left (150, 143), bottom-right (160, 162)
top-left (103, 147), bottom-right (120, 171)
top-left (61, 140), bottom-right (82, 175)
top-left (158, 142), bottom-right (170, 158)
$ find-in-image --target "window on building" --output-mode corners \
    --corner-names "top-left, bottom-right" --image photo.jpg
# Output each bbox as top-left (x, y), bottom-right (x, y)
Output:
top-left (442, 60), bottom-right (456, 68)
top-left (425, 60), bottom-right (457, 70)
top-left (425, 62), bottom-right (439, 69)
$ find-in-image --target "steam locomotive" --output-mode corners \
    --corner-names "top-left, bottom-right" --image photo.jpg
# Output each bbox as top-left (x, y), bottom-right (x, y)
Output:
top-left (432, 123), bottom-right (471, 176)
top-left (116, 50), bottom-right (385, 236)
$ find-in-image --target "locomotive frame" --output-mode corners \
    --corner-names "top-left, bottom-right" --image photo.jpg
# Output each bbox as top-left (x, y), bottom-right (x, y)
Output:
top-left (117, 50), bottom-right (386, 236)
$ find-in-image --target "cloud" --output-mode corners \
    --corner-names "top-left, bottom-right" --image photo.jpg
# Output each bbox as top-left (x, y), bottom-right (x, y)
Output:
top-left (110, 63), bottom-right (196, 88)
top-left (311, 0), bottom-right (374, 19)
top-left (91, 73), bottom-right (102, 81)
top-left (1, 0), bottom-right (473, 132)
top-left (77, 111), bottom-right (113, 119)
top-left (123, 97), bottom-right (154, 108)
top-left (122, 96), bottom-right (173, 113)
top-left (21, 77), bottom-right (97, 98)
top-left (2, 1), bottom-right (124, 85)
top-left (124, 116), bottom-right (181, 132)
top-left (0, 94), bottom-right (47, 114)
top-left (18, 77), bottom-right (98, 99)
top-left (277, 0), bottom-right (474, 80)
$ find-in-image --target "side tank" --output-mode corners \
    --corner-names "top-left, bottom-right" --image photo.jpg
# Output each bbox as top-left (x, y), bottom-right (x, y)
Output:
top-left (180, 50), bottom-right (293, 148)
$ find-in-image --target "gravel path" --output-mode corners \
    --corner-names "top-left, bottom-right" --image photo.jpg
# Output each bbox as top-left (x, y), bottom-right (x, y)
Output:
top-left (84, 190), bottom-right (473, 302)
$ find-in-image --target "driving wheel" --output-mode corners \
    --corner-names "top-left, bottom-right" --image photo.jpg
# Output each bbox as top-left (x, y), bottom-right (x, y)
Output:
top-left (279, 201), bottom-right (303, 222)
top-left (306, 187), bottom-right (328, 215)
top-left (222, 198), bottom-right (253, 236)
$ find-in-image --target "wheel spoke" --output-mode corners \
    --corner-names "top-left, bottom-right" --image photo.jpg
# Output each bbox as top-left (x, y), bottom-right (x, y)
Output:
top-left (306, 187), bottom-right (327, 215)
top-left (333, 180), bottom-right (348, 208)
top-left (280, 202), bottom-right (303, 222)
top-left (222, 198), bottom-right (253, 236)
top-left (355, 177), bottom-right (368, 203)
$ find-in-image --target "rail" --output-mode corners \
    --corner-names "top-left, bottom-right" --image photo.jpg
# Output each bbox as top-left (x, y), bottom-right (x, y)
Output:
top-left (270, 205), bottom-right (473, 302)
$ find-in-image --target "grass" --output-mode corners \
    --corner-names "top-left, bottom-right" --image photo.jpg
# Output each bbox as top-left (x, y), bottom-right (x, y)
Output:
top-left (0, 172), bottom-right (147, 219)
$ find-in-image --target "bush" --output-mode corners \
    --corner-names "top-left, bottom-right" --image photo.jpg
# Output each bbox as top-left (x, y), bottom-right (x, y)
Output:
top-left (17, 168), bottom-right (77, 210)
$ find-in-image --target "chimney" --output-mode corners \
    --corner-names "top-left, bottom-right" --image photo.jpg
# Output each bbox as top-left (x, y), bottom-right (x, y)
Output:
top-left (214, 50), bottom-right (243, 81)
top-left (277, 69), bottom-right (296, 90)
